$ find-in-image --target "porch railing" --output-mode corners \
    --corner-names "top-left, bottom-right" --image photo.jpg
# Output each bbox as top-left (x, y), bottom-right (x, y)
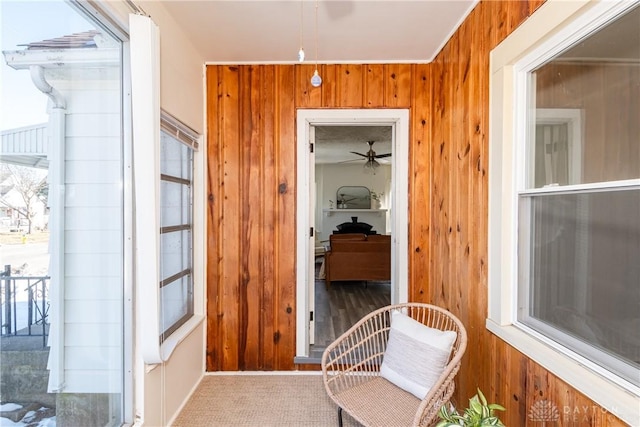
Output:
top-left (0, 264), bottom-right (50, 347)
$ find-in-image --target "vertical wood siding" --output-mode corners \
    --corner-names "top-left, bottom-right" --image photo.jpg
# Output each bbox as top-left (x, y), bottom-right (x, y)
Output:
top-left (206, 63), bottom-right (423, 372)
top-left (206, 1), bottom-right (627, 424)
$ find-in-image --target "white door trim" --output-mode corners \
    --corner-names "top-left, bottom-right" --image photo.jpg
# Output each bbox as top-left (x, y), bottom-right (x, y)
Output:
top-left (295, 108), bottom-right (410, 358)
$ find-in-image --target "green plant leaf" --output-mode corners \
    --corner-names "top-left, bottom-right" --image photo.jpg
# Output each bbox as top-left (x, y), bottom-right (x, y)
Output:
top-left (477, 388), bottom-right (488, 407)
top-left (436, 388), bottom-right (505, 427)
top-left (469, 397), bottom-right (483, 415)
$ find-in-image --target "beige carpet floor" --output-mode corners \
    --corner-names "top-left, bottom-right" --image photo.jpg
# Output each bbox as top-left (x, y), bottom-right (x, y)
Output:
top-left (172, 374), bottom-right (361, 427)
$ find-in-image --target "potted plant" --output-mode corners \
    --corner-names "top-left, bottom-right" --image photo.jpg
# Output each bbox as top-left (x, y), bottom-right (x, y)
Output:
top-left (436, 388), bottom-right (505, 427)
top-left (370, 191), bottom-right (383, 209)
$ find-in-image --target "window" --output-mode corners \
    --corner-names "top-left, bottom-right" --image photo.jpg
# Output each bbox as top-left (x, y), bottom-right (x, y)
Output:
top-left (1, 1), bottom-right (129, 425)
top-left (517, 4), bottom-right (640, 388)
top-left (488, 1), bottom-right (639, 424)
top-left (159, 116), bottom-right (196, 342)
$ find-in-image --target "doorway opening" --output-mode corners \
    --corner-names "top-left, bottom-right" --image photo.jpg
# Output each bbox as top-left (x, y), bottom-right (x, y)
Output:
top-left (295, 109), bottom-right (409, 361)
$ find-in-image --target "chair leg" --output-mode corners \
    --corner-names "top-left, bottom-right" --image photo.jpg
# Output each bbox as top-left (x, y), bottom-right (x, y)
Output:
top-left (338, 407), bottom-right (343, 427)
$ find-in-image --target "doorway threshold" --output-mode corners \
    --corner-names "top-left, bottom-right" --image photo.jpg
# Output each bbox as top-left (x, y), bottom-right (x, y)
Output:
top-left (294, 355), bottom-right (321, 365)
top-left (295, 344), bottom-right (326, 365)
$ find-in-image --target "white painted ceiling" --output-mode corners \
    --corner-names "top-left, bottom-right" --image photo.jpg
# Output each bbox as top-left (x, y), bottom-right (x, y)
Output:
top-left (158, 0), bottom-right (478, 64)
top-left (156, 1), bottom-right (477, 164)
top-left (315, 125), bottom-right (391, 164)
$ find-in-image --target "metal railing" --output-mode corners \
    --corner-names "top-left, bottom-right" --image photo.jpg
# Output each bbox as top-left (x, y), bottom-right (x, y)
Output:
top-left (1, 264), bottom-right (50, 347)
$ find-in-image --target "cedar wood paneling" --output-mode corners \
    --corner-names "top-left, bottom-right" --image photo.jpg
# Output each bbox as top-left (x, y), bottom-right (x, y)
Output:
top-left (206, 1), bottom-right (628, 425)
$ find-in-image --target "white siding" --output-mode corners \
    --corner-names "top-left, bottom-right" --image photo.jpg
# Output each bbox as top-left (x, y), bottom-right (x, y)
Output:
top-left (65, 112), bottom-right (120, 137)
top-left (64, 323), bottom-right (121, 347)
top-left (65, 183), bottom-right (121, 207)
top-left (65, 254), bottom-right (121, 277)
top-left (65, 300), bottom-right (121, 323)
top-left (65, 160), bottom-right (122, 183)
top-left (46, 63), bottom-right (123, 393)
top-left (65, 207), bottom-right (121, 230)
top-left (65, 346), bottom-right (122, 370)
top-left (65, 277), bottom-right (122, 300)
top-left (1, 124), bottom-right (48, 154)
top-left (66, 137), bottom-right (120, 161)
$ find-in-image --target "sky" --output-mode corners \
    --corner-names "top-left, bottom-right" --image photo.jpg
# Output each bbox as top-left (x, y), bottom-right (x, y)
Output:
top-left (0, 0), bottom-right (94, 131)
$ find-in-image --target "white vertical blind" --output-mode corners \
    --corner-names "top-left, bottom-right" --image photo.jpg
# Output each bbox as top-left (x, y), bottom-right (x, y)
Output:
top-left (130, 13), bottom-right (163, 364)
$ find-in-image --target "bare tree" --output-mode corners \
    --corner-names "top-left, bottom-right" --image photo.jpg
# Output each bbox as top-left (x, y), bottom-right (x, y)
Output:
top-left (0, 164), bottom-right (48, 234)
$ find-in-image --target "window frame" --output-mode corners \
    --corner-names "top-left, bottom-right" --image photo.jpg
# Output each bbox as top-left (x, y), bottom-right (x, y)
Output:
top-left (159, 120), bottom-right (196, 343)
top-left (487, 1), bottom-right (640, 424)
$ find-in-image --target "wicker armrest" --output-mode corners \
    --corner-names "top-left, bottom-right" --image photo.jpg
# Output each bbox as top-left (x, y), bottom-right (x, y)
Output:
top-left (321, 309), bottom-right (391, 395)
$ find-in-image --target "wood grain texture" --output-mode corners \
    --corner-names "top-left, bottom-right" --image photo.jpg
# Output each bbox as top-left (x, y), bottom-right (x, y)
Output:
top-left (206, 1), bottom-right (627, 424)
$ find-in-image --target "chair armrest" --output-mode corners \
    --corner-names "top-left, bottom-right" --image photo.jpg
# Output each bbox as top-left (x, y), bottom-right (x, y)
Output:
top-left (321, 308), bottom-right (390, 396)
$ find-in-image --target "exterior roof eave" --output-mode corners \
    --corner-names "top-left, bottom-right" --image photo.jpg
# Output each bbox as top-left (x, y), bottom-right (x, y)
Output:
top-left (3, 47), bottom-right (119, 70)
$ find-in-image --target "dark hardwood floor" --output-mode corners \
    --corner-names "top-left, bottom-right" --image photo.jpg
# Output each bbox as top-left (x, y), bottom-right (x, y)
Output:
top-left (310, 260), bottom-right (390, 359)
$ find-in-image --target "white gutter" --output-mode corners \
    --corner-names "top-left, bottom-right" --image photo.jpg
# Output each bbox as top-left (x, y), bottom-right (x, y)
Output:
top-left (27, 66), bottom-right (67, 393)
top-left (4, 48), bottom-right (120, 69)
top-left (30, 66), bottom-right (66, 109)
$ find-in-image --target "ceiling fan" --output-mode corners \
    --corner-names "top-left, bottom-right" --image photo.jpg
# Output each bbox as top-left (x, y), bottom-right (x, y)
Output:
top-left (349, 141), bottom-right (392, 174)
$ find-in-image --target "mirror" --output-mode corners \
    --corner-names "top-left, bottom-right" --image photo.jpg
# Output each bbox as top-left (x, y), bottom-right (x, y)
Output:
top-left (336, 186), bottom-right (371, 209)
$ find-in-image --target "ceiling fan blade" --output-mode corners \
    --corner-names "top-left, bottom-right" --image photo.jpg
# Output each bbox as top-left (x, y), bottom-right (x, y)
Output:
top-left (375, 153), bottom-right (392, 158)
top-left (338, 158), bottom-right (363, 164)
top-left (349, 151), bottom-right (368, 158)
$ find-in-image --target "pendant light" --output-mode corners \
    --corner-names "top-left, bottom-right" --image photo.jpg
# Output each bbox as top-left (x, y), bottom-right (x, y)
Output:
top-left (310, 0), bottom-right (322, 87)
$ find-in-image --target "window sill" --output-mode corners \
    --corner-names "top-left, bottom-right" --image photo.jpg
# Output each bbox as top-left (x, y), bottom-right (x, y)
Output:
top-left (159, 315), bottom-right (204, 362)
top-left (486, 319), bottom-right (639, 425)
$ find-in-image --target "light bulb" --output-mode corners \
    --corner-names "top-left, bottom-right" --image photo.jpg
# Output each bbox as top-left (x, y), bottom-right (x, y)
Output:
top-left (298, 48), bottom-right (305, 62)
top-left (311, 69), bottom-right (322, 87)
top-left (363, 160), bottom-right (379, 175)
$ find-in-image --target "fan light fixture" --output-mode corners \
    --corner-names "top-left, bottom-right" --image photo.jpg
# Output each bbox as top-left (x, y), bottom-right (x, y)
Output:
top-left (363, 159), bottom-right (379, 174)
top-left (349, 141), bottom-right (390, 175)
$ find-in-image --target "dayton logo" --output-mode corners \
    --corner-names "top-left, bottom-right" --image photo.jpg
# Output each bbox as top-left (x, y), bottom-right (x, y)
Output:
top-left (528, 400), bottom-right (560, 423)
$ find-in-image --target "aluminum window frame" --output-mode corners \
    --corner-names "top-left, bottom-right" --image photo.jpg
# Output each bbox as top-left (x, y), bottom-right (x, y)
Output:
top-left (158, 120), bottom-right (195, 343)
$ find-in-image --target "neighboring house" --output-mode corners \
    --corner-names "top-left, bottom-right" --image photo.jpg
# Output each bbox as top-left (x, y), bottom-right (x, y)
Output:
top-left (4, 29), bottom-right (123, 416)
top-left (0, 176), bottom-right (48, 232)
top-left (1, 124), bottom-right (49, 231)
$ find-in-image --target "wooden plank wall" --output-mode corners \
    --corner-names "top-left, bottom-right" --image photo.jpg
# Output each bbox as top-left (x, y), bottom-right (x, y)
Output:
top-left (206, 1), bottom-right (627, 425)
top-left (206, 62), bottom-right (427, 372)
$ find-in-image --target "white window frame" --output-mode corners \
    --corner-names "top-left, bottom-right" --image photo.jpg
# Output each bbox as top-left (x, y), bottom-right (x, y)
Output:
top-left (487, 1), bottom-right (640, 425)
top-left (130, 15), bottom-right (204, 365)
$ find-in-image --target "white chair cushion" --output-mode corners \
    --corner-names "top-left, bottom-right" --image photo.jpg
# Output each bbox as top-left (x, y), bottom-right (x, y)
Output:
top-left (380, 310), bottom-right (457, 399)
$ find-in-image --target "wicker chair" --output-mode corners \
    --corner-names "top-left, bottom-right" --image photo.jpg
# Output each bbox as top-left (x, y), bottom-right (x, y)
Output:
top-left (321, 303), bottom-right (468, 427)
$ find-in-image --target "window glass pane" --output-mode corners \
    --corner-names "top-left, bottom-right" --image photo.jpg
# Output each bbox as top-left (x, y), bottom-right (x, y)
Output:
top-left (518, 189), bottom-right (640, 385)
top-left (1, 2), bottom-right (124, 425)
top-left (159, 125), bottom-right (193, 341)
top-left (161, 131), bottom-right (190, 179)
top-left (528, 6), bottom-right (640, 188)
top-left (160, 230), bottom-right (191, 280)
top-left (160, 180), bottom-right (189, 228)
top-left (160, 275), bottom-right (191, 335)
